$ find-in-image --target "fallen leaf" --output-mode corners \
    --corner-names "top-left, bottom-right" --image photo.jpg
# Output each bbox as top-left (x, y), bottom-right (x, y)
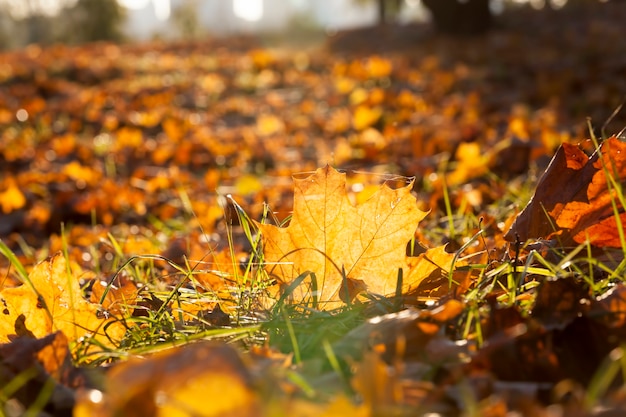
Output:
top-left (89, 274), bottom-right (138, 317)
top-left (591, 283), bottom-right (626, 328)
top-left (475, 312), bottom-right (614, 386)
top-left (365, 56), bottom-right (393, 79)
top-left (404, 245), bottom-right (460, 298)
top-left (115, 126), bottom-right (143, 150)
top-left (447, 142), bottom-right (490, 186)
top-left (258, 166), bottom-right (452, 308)
top-left (0, 177), bottom-right (26, 214)
top-left (250, 48), bottom-right (276, 69)
top-left (505, 137), bottom-right (626, 247)
top-left (530, 276), bottom-right (590, 329)
top-left (162, 117), bottom-right (187, 143)
top-left (256, 114), bottom-right (285, 136)
top-left (0, 253), bottom-right (126, 354)
top-left (352, 105), bottom-right (382, 131)
top-left (74, 341), bottom-right (258, 417)
top-left (282, 395), bottom-right (369, 417)
top-left (338, 301), bottom-right (465, 365)
top-left (62, 161), bottom-right (101, 188)
top-left (352, 350), bottom-right (402, 411)
top-left (0, 332), bottom-right (82, 415)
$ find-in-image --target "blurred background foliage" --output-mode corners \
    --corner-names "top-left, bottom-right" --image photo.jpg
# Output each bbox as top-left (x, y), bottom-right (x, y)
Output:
top-left (0, 0), bottom-right (619, 50)
top-left (0, 0), bottom-right (125, 48)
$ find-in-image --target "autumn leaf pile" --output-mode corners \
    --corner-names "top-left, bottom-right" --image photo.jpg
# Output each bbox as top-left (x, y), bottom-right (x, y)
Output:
top-left (3, 2), bottom-right (626, 416)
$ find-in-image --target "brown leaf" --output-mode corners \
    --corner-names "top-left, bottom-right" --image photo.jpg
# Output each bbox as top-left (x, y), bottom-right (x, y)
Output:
top-left (530, 276), bottom-right (591, 329)
top-left (475, 314), bottom-right (615, 385)
top-left (339, 300), bottom-right (465, 365)
top-left (591, 283), bottom-right (626, 328)
top-left (0, 332), bottom-right (84, 415)
top-left (257, 166), bottom-right (452, 309)
top-left (505, 137), bottom-right (626, 247)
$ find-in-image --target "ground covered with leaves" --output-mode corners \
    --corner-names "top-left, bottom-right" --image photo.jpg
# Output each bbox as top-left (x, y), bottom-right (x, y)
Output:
top-left (2, 2), bottom-right (626, 416)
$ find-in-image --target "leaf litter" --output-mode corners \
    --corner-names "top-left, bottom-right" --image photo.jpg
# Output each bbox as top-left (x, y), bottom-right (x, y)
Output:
top-left (2, 2), bottom-right (626, 416)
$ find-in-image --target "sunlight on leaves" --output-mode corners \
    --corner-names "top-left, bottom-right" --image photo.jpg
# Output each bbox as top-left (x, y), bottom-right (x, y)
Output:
top-left (506, 137), bottom-right (626, 247)
top-left (0, 253), bottom-right (126, 354)
top-left (258, 166), bottom-right (453, 309)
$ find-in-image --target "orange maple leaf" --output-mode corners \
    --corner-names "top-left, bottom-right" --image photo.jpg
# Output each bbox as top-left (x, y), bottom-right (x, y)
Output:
top-left (257, 166), bottom-right (454, 309)
top-left (0, 253), bottom-right (126, 354)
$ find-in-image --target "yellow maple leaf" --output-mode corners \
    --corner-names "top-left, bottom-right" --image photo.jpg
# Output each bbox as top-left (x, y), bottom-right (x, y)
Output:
top-left (0, 253), bottom-right (126, 355)
top-left (257, 166), bottom-right (453, 309)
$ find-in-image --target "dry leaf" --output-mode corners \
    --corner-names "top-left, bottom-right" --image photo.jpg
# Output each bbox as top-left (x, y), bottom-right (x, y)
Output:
top-left (0, 177), bottom-right (26, 214)
top-left (592, 283), bottom-right (626, 328)
top-left (352, 105), bottom-right (382, 131)
top-left (256, 114), bottom-right (285, 136)
top-left (282, 395), bottom-right (369, 417)
top-left (352, 350), bottom-right (402, 411)
top-left (505, 137), bottom-right (626, 247)
top-left (0, 253), bottom-right (126, 353)
top-left (89, 274), bottom-right (138, 317)
top-left (530, 276), bottom-right (591, 329)
top-left (115, 126), bottom-right (143, 150)
top-left (365, 56), bottom-right (393, 79)
top-left (0, 332), bottom-right (80, 415)
top-left (75, 341), bottom-right (258, 417)
top-left (447, 142), bottom-right (490, 186)
top-left (257, 166), bottom-right (453, 309)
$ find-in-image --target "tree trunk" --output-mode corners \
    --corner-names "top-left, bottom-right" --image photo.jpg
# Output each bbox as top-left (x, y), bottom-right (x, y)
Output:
top-left (376, 0), bottom-right (402, 25)
top-left (377, 0), bottom-right (387, 24)
top-left (422, 0), bottom-right (492, 35)
top-left (26, 15), bottom-right (49, 45)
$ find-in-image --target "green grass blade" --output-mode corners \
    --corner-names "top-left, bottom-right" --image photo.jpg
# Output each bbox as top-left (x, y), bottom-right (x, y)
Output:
top-left (0, 239), bottom-right (29, 284)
